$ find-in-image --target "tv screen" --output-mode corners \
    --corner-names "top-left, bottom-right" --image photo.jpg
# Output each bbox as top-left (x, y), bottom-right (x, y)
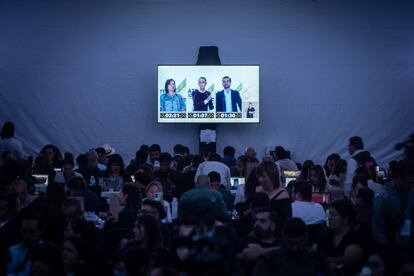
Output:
top-left (158, 65), bottom-right (259, 123)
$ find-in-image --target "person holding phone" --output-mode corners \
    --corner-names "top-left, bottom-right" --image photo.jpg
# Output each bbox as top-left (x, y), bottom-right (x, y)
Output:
top-left (144, 180), bottom-right (172, 223)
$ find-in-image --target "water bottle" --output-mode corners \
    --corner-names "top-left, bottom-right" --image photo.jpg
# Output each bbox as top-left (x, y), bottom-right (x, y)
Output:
top-left (89, 176), bottom-right (96, 186)
top-left (232, 209), bottom-right (238, 220)
top-left (171, 197), bottom-right (178, 220)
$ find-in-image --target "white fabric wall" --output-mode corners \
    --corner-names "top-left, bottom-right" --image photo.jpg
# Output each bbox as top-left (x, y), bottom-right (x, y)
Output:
top-left (1, 0), bottom-right (413, 166)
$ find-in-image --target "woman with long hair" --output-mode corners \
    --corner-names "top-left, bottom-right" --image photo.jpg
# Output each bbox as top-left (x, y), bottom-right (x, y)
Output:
top-left (255, 161), bottom-right (292, 224)
top-left (117, 184), bottom-right (142, 228)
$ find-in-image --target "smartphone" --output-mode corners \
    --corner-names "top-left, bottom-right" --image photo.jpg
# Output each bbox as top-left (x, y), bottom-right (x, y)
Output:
top-left (154, 160), bottom-right (160, 170)
top-left (230, 177), bottom-right (245, 190)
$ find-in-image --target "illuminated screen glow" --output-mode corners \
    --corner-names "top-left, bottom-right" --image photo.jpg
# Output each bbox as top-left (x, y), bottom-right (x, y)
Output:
top-left (158, 65), bottom-right (259, 123)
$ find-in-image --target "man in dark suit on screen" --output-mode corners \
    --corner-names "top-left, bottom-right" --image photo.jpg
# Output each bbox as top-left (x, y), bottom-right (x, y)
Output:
top-left (215, 76), bottom-right (242, 112)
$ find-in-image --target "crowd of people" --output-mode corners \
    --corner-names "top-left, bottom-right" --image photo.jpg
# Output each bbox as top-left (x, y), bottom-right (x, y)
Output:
top-left (0, 121), bottom-right (413, 276)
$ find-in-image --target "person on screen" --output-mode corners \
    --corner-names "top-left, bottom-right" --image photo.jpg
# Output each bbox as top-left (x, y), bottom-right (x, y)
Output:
top-left (192, 77), bottom-right (214, 111)
top-left (246, 102), bottom-right (255, 118)
top-left (215, 76), bottom-right (242, 112)
top-left (160, 78), bottom-right (186, 112)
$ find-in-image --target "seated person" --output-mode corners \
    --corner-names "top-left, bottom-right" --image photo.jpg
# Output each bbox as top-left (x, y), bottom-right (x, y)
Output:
top-left (233, 192), bottom-right (270, 239)
top-left (145, 180), bottom-right (172, 223)
top-left (153, 153), bottom-right (180, 201)
top-left (231, 155), bottom-right (248, 177)
top-left (274, 146), bottom-right (298, 171)
top-left (10, 179), bottom-right (36, 211)
top-left (123, 215), bottom-right (171, 267)
top-left (253, 218), bottom-right (331, 276)
top-left (239, 208), bottom-right (281, 263)
top-left (291, 181), bottom-right (326, 225)
top-left (54, 159), bottom-right (82, 185)
top-left (313, 200), bottom-right (365, 275)
top-left (8, 212), bottom-right (44, 275)
top-left (74, 154), bottom-right (100, 185)
top-left (179, 175), bottom-right (229, 221)
top-left (208, 171), bottom-right (233, 211)
top-left (140, 199), bottom-right (166, 222)
top-left (101, 154), bottom-right (130, 187)
top-left (116, 184), bottom-right (141, 228)
top-left (67, 176), bottom-right (100, 214)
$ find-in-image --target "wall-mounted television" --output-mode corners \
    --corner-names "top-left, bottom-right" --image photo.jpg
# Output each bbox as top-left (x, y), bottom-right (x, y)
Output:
top-left (158, 65), bottom-right (259, 123)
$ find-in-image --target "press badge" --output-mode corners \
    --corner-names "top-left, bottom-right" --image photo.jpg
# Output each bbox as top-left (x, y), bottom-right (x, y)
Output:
top-left (400, 219), bottom-right (411, 237)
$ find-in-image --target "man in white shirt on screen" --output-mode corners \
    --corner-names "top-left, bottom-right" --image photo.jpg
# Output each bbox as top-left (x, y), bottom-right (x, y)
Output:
top-left (215, 76), bottom-right (242, 112)
top-left (194, 153), bottom-right (231, 189)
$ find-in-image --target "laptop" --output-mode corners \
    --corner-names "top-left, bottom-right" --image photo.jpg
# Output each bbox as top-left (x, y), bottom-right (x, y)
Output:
top-left (33, 174), bottom-right (49, 185)
top-left (33, 174), bottom-right (48, 193)
top-left (230, 177), bottom-right (245, 190)
top-left (282, 170), bottom-right (301, 184)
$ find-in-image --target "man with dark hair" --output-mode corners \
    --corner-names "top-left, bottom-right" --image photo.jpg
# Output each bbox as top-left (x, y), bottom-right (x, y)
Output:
top-left (253, 218), bottom-right (331, 275)
top-left (239, 208), bottom-right (280, 263)
top-left (0, 121), bottom-right (25, 163)
top-left (8, 212), bottom-right (44, 275)
top-left (208, 171), bottom-right (233, 211)
top-left (291, 181), bottom-right (326, 225)
top-left (172, 144), bottom-right (185, 172)
top-left (54, 159), bottom-right (83, 185)
top-left (215, 76), bottom-right (242, 112)
top-left (126, 149), bottom-right (148, 175)
top-left (245, 146), bottom-right (259, 163)
top-left (233, 192), bottom-right (270, 238)
top-left (222, 146), bottom-right (236, 168)
top-left (274, 146), bottom-right (298, 171)
top-left (149, 144), bottom-right (161, 167)
top-left (195, 153), bottom-right (231, 189)
top-left (154, 152), bottom-right (180, 201)
top-left (372, 159), bottom-right (414, 251)
top-left (66, 176), bottom-right (100, 214)
top-left (140, 199), bottom-right (166, 222)
top-left (62, 198), bottom-right (84, 223)
top-left (345, 136), bottom-right (377, 196)
top-left (86, 150), bottom-right (106, 172)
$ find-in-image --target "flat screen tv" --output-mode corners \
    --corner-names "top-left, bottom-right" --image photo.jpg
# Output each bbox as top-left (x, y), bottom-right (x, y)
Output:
top-left (158, 65), bottom-right (259, 123)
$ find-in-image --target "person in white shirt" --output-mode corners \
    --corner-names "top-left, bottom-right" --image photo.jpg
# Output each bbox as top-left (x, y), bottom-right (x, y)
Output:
top-left (274, 146), bottom-right (298, 172)
top-left (291, 181), bottom-right (326, 225)
top-left (54, 160), bottom-right (83, 185)
top-left (194, 153), bottom-right (231, 189)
